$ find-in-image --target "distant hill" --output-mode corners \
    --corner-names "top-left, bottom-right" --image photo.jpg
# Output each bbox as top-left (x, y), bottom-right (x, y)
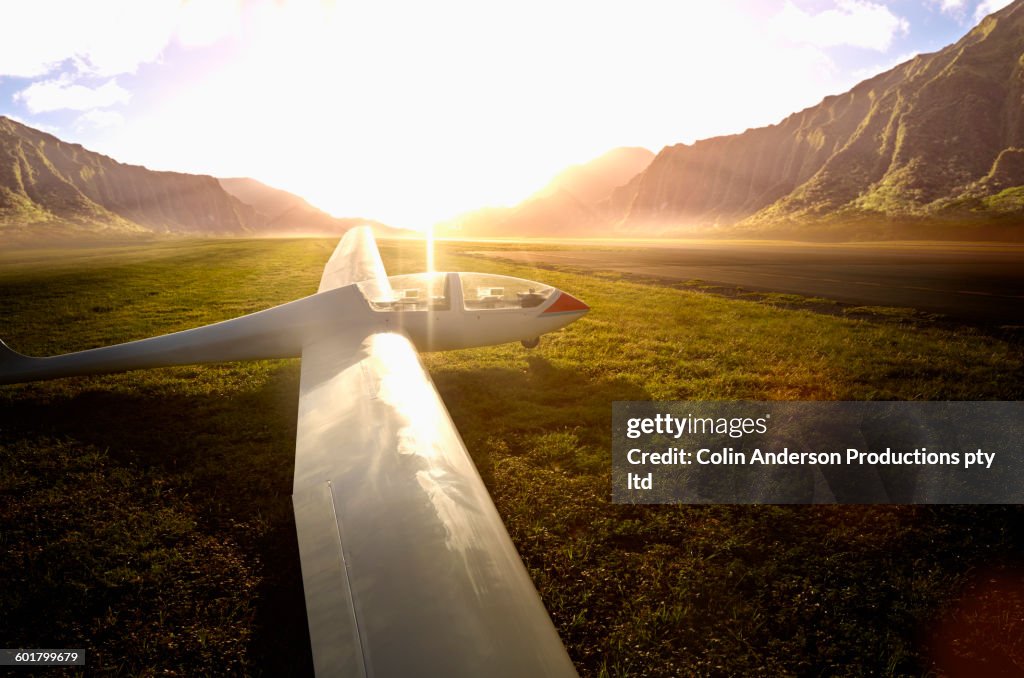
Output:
top-left (533, 147), bottom-right (656, 205)
top-left (439, 147), bottom-right (653, 237)
top-left (0, 116), bottom-right (406, 242)
top-left (444, 2), bottom-right (1024, 241)
top-left (218, 177), bottom-right (308, 226)
top-left (217, 178), bottom-right (408, 238)
top-left (611, 0), bottom-right (1024, 239)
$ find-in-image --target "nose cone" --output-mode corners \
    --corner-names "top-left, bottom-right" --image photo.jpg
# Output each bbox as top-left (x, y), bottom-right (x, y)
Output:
top-left (541, 290), bottom-right (590, 316)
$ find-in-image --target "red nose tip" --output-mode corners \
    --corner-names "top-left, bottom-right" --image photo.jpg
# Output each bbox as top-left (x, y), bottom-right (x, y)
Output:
top-left (542, 291), bottom-right (590, 315)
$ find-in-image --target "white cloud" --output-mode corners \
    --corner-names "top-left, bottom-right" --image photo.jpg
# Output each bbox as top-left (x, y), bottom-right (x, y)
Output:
top-left (772, 0), bottom-right (910, 51)
top-left (975, 0), bottom-right (1014, 21)
top-left (936, 0), bottom-right (969, 14)
top-left (14, 77), bottom-right (130, 113)
top-left (75, 109), bottom-right (125, 131)
top-left (0, 0), bottom-right (179, 78)
top-left (931, 0), bottom-right (1013, 23)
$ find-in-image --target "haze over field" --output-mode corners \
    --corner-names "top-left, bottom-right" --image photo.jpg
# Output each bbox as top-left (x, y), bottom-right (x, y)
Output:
top-left (0, 0), bottom-right (1022, 240)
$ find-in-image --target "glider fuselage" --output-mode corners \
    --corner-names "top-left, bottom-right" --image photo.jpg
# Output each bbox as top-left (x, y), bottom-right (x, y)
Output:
top-left (0, 270), bottom-right (587, 384)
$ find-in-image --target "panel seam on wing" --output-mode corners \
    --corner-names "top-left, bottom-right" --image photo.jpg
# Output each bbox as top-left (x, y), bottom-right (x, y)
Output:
top-left (327, 479), bottom-right (371, 678)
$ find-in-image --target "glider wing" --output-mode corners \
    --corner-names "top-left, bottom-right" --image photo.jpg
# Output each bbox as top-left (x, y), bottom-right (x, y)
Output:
top-left (291, 230), bottom-right (576, 677)
top-left (316, 225), bottom-right (392, 297)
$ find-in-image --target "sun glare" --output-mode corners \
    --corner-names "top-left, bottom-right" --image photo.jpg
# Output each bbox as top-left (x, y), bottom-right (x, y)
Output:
top-left (426, 224), bottom-right (436, 272)
top-left (52, 0), bottom-right (934, 232)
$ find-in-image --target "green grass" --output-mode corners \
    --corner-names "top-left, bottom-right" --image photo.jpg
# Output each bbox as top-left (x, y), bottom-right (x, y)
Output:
top-left (1, 238), bottom-right (1023, 676)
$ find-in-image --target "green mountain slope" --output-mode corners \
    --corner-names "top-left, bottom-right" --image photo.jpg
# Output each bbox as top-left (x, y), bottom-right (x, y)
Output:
top-left (0, 118), bottom-right (406, 242)
top-left (0, 116), bottom-right (259, 239)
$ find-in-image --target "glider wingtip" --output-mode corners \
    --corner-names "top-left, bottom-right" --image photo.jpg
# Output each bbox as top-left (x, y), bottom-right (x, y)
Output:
top-left (0, 338), bottom-right (34, 364)
top-left (0, 339), bottom-right (34, 385)
top-left (1, 337), bottom-right (23, 357)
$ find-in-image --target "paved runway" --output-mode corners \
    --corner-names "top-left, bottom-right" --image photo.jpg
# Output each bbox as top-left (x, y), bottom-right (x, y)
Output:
top-left (475, 242), bottom-right (1024, 325)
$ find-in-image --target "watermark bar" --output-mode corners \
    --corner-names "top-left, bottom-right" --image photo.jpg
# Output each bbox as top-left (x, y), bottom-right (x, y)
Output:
top-left (0, 650), bottom-right (86, 666)
top-left (612, 401), bottom-right (1024, 504)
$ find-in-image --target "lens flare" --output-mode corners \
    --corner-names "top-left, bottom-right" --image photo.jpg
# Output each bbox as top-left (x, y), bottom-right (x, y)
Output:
top-left (426, 224), bottom-right (435, 274)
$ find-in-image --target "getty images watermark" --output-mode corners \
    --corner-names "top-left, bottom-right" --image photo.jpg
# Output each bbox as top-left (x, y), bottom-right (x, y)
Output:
top-left (612, 401), bottom-right (1023, 504)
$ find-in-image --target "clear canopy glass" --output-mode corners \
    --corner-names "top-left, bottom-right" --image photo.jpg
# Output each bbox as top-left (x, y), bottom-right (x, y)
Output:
top-left (358, 272), bottom-right (554, 312)
top-left (360, 273), bottom-right (451, 311)
top-left (460, 273), bottom-right (553, 311)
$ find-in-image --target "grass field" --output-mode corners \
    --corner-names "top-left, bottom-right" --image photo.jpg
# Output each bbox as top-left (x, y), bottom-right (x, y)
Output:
top-left (2, 237), bottom-right (1023, 676)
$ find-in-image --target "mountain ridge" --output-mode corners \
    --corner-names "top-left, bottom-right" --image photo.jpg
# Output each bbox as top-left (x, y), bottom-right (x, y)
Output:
top-left (5, 0), bottom-right (1023, 243)
top-left (0, 116), bottom-right (398, 241)
top-left (0, 116), bottom-right (260, 239)
top-left (612, 0), bottom-right (1024, 238)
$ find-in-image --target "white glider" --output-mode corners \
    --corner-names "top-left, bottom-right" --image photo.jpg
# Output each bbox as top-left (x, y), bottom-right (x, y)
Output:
top-left (0, 227), bottom-right (586, 677)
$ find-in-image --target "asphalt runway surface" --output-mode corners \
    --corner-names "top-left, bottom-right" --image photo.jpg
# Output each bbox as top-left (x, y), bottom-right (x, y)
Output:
top-left (476, 242), bottom-right (1024, 325)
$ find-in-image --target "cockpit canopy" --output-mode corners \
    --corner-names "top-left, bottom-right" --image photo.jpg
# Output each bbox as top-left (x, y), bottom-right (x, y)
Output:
top-left (362, 272), bottom-right (451, 311)
top-left (460, 273), bottom-right (553, 310)
top-left (358, 272), bottom-right (555, 312)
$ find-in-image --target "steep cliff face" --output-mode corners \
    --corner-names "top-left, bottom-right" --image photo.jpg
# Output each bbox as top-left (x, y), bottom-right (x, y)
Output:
top-left (615, 0), bottom-right (1024, 234)
top-left (0, 116), bottom-right (260, 236)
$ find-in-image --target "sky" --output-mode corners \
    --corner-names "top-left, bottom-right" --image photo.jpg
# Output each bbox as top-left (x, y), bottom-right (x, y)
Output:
top-left (0, 0), bottom-right (1015, 230)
